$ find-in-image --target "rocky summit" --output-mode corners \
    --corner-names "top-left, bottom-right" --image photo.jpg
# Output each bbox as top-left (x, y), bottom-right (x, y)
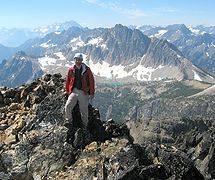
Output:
top-left (0, 73), bottom-right (212, 180)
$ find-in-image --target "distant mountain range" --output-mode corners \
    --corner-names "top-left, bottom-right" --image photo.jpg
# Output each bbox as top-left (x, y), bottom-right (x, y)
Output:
top-left (0, 20), bottom-right (81, 47)
top-left (0, 51), bottom-right (43, 87)
top-left (137, 24), bottom-right (215, 76)
top-left (0, 22), bottom-right (215, 87)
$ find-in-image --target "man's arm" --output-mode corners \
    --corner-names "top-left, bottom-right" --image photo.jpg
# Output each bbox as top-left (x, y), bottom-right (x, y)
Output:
top-left (65, 69), bottom-right (72, 94)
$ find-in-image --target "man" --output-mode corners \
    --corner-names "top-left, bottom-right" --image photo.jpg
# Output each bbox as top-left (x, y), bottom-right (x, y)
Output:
top-left (65, 53), bottom-right (95, 131)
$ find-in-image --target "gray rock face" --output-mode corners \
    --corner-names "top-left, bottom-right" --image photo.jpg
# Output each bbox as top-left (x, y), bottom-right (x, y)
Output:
top-left (8, 126), bottom-right (73, 180)
top-left (0, 51), bottom-right (44, 87)
top-left (0, 73), bottom-right (207, 179)
top-left (0, 73), bottom-right (75, 179)
top-left (175, 126), bottom-right (215, 180)
top-left (142, 38), bottom-right (184, 67)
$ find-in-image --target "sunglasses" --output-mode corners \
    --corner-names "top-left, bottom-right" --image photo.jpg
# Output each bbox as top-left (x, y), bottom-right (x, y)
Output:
top-left (75, 58), bottom-right (83, 61)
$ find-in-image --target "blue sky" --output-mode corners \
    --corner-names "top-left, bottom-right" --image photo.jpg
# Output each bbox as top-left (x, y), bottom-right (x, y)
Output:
top-left (0, 0), bottom-right (214, 29)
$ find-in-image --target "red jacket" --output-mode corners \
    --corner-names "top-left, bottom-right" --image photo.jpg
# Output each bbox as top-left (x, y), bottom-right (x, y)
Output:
top-left (65, 63), bottom-right (95, 95)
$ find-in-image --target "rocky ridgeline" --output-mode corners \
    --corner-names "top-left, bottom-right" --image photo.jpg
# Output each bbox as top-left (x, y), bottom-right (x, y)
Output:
top-left (0, 73), bottom-right (63, 144)
top-left (0, 74), bottom-right (206, 179)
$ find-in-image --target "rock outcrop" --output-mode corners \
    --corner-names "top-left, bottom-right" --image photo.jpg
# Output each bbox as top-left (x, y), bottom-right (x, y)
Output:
top-left (175, 125), bottom-right (215, 180)
top-left (0, 74), bottom-right (207, 179)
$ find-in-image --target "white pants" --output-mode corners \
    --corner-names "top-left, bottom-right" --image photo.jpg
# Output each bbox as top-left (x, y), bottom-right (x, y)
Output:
top-left (65, 88), bottom-right (89, 128)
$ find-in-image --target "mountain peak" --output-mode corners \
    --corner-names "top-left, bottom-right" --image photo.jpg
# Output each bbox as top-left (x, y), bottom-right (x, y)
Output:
top-left (34, 20), bottom-right (82, 34)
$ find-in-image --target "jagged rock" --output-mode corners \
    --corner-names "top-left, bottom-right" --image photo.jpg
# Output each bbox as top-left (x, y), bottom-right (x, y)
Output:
top-left (0, 74), bottom-right (206, 179)
top-left (49, 141), bottom-right (204, 180)
top-left (48, 138), bottom-right (135, 180)
top-left (158, 146), bottom-right (204, 179)
top-left (198, 144), bottom-right (215, 180)
top-left (1, 126), bottom-right (75, 180)
top-left (88, 104), bottom-right (106, 142)
top-left (0, 74), bottom-right (130, 179)
top-left (0, 91), bottom-right (3, 106)
top-left (0, 124), bottom-right (8, 131)
top-left (0, 74), bottom-right (73, 179)
top-left (176, 126), bottom-right (215, 179)
top-left (3, 88), bottom-right (17, 99)
top-left (123, 164), bottom-right (169, 180)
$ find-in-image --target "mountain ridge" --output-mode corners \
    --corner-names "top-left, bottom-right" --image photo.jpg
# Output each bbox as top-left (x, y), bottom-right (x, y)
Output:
top-left (1, 24), bottom-right (215, 87)
top-left (139, 23), bottom-right (215, 75)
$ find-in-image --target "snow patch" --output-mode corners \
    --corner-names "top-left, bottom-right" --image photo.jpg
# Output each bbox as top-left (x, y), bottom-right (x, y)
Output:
top-left (188, 27), bottom-right (200, 35)
top-left (70, 37), bottom-right (85, 51)
top-left (40, 40), bottom-right (57, 48)
top-left (39, 28), bottom-right (49, 33)
top-left (54, 52), bottom-right (66, 60)
top-left (20, 57), bottom-right (26, 60)
top-left (154, 30), bottom-right (168, 38)
top-left (38, 55), bottom-right (57, 70)
top-left (207, 73), bottom-right (214, 79)
top-left (89, 60), bottom-right (126, 78)
top-left (87, 37), bottom-right (107, 49)
top-left (192, 70), bottom-right (202, 81)
top-left (88, 58), bottom-right (165, 81)
top-left (54, 31), bottom-right (61, 35)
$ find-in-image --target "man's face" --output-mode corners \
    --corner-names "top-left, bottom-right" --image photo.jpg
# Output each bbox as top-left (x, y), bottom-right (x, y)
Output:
top-left (75, 58), bottom-right (83, 67)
